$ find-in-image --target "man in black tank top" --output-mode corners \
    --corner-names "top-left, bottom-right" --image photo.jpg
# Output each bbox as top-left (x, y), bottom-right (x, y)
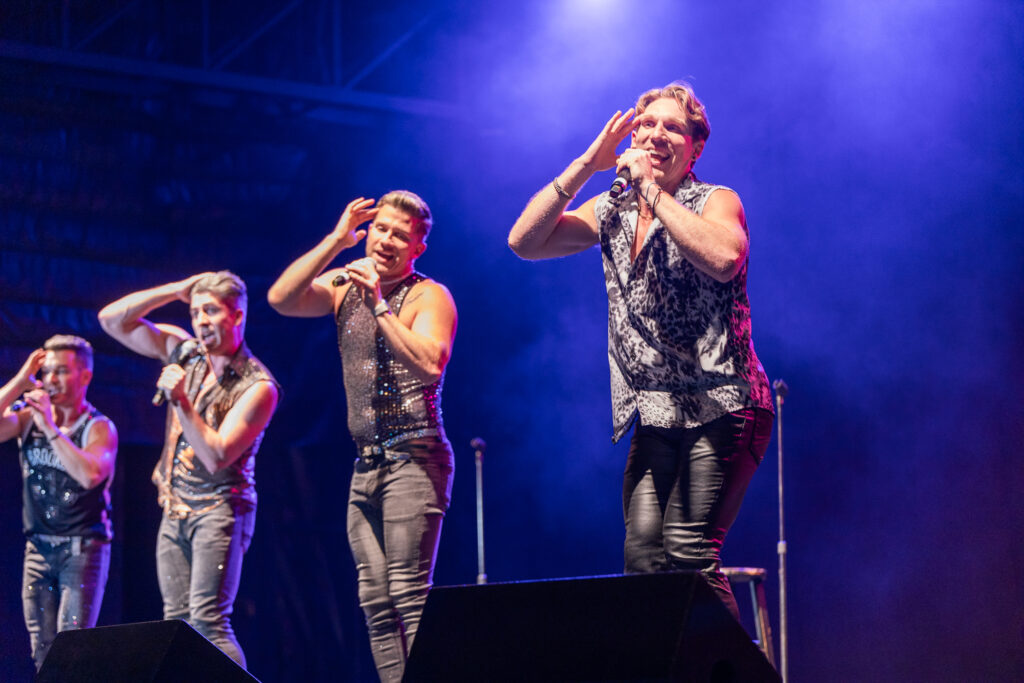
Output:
top-left (269, 190), bottom-right (457, 683)
top-left (0, 335), bottom-right (119, 670)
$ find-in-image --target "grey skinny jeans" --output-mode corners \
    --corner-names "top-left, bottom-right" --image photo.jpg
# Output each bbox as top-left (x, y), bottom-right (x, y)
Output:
top-left (156, 500), bottom-right (255, 668)
top-left (347, 437), bottom-right (454, 683)
top-left (22, 535), bottom-right (110, 669)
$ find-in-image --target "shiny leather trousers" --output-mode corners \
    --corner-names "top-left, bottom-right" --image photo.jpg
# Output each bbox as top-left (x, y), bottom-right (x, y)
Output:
top-left (622, 407), bottom-right (774, 620)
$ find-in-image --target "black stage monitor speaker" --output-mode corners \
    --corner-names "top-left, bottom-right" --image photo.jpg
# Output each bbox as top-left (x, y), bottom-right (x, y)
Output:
top-left (37, 619), bottom-right (259, 683)
top-left (404, 571), bottom-right (780, 683)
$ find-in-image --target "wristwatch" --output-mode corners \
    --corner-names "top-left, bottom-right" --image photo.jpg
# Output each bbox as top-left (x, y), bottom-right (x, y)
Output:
top-left (373, 300), bottom-right (391, 317)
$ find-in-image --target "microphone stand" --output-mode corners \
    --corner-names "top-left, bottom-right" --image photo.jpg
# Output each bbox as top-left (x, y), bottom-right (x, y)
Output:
top-left (470, 437), bottom-right (487, 584)
top-left (772, 379), bottom-right (789, 683)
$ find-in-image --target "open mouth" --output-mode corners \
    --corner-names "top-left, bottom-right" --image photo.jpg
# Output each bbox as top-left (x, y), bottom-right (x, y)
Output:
top-left (646, 149), bottom-right (670, 165)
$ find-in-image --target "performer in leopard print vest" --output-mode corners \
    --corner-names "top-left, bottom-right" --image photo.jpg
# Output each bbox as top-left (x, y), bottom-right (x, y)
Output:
top-left (509, 82), bottom-right (774, 620)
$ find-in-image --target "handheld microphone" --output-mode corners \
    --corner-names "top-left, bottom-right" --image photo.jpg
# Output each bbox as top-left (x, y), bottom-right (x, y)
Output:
top-left (331, 271), bottom-right (351, 287)
top-left (10, 387), bottom-right (56, 412)
top-left (609, 167), bottom-right (631, 199)
top-left (152, 339), bottom-right (204, 407)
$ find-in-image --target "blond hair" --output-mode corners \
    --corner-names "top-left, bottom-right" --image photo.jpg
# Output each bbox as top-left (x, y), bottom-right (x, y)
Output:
top-left (635, 82), bottom-right (711, 144)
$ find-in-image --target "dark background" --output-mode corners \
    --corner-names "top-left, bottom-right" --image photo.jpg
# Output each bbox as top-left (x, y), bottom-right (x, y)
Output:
top-left (1, 1), bottom-right (1021, 681)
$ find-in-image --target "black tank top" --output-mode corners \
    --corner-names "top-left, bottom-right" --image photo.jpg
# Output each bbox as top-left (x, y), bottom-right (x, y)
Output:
top-left (19, 407), bottom-right (113, 540)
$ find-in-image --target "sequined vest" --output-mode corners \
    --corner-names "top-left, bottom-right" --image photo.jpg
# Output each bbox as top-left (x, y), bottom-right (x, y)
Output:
top-left (336, 272), bottom-right (445, 449)
top-left (20, 407), bottom-right (113, 539)
top-left (153, 340), bottom-right (279, 519)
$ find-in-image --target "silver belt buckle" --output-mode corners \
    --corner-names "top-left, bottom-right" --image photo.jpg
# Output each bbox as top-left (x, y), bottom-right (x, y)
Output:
top-left (358, 445), bottom-right (410, 463)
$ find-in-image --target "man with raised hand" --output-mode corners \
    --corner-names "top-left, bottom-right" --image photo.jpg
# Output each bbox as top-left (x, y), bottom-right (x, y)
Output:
top-left (508, 83), bottom-right (774, 619)
top-left (268, 191), bottom-right (456, 683)
top-left (0, 335), bottom-right (118, 670)
top-left (98, 271), bottom-right (279, 668)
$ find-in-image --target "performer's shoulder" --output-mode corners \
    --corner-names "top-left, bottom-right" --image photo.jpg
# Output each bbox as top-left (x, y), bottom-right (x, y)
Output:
top-left (407, 276), bottom-right (456, 309)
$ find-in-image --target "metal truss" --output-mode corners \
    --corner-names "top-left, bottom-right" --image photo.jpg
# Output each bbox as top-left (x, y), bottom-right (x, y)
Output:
top-left (0, 0), bottom-right (458, 121)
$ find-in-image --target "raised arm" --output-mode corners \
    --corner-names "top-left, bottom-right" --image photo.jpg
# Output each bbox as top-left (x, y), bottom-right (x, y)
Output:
top-left (0, 348), bottom-right (45, 443)
top-left (508, 108), bottom-right (636, 260)
top-left (98, 274), bottom-right (210, 361)
top-left (267, 197), bottom-right (379, 317)
top-left (22, 389), bottom-right (118, 489)
top-left (158, 369), bottom-right (279, 474)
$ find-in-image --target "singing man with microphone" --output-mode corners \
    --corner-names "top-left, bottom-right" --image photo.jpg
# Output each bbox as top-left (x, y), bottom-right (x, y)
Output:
top-left (508, 83), bottom-right (774, 620)
top-left (0, 335), bottom-right (118, 670)
top-left (98, 271), bottom-right (279, 668)
top-left (268, 191), bottom-right (456, 683)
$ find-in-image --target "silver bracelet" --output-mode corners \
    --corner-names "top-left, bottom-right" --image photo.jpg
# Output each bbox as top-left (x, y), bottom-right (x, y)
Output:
top-left (552, 177), bottom-right (574, 200)
top-left (373, 300), bottom-right (391, 317)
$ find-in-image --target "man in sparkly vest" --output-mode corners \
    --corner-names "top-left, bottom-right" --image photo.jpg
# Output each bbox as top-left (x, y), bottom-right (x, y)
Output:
top-left (99, 271), bottom-right (279, 668)
top-left (269, 190), bottom-right (457, 683)
top-left (0, 335), bottom-right (119, 670)
top-left (508, 83), bottom-right (774, 620)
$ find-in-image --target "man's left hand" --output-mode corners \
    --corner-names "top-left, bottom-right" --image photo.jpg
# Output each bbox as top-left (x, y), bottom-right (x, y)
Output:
top-left (156, 365), bottom-right (190, 407)
top-left (343, 257), bottom-right (383, 309)
top-left (23, 389), bottom-right (57, 435)
top-left (616, 148), bottom-right (655, 191)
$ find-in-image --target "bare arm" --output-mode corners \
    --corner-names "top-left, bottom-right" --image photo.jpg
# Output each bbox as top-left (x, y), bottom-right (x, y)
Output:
top-left (343, 258), bottom-right (457, 385)
top-left (98, 274), bottom-right (210, 361)
top-left (0, 349), bottom-right (44, 443)
top-left (508, 109), bottom-right (636, 260)
top-left (647, 180), bottom-right (748, 282)
top-left (268, 197), bottom-right (378, 317)
top-left (617, 147), bottom-right (749, 283)
top-left (22, 390), bottom-right (118, 489)
top-left (160, 368), bottom-right (279, 474)
top-left (376, 282), bottom-right (457, 385)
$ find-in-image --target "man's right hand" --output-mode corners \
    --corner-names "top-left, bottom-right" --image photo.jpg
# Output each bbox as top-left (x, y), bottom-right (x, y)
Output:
top-left (16, 349), bottom-right (46, 393)
top-left (174, 272), bottom-right (216, 303)
top-left (331, 197), bottom-right (379, 250)
top-left (576, 108), bottom-right (637, 172)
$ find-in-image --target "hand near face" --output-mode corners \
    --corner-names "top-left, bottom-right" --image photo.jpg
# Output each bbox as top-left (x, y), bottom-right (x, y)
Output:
top-left (578, 108), bottom-right (637, 172)
top-left (332, 197), bottom-right (379, 250)
top-left (16, 349), bottom-right (46, 393)
top-left (343, 257), bottom-right (383, 308)
top-left (615, 147), bottom-right (656, 191)
top-left (175, 272), bottom-right (217, 303)
top-left (23, 388), bottom-right (56, 434)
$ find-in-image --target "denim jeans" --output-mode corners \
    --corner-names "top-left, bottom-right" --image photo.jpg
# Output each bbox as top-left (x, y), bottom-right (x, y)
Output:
top-left (347, 438), bottom-right (454, 683)
top-left (22, 535), bottom-right (111, 669)
top-left (622, 407), bottom-right (774, 620)
top-left (156, 500), bottom-right (255, 668)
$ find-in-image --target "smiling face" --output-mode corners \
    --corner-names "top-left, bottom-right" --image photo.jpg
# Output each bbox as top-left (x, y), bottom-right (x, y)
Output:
top-left (631, 97), bottom-right (705, 193)
top-left (189, 291), bottom-right (243, 355)
top-left (40, 349), bottom-right (91, 407)
top-left (364, 203), bottom-right (426, 279)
